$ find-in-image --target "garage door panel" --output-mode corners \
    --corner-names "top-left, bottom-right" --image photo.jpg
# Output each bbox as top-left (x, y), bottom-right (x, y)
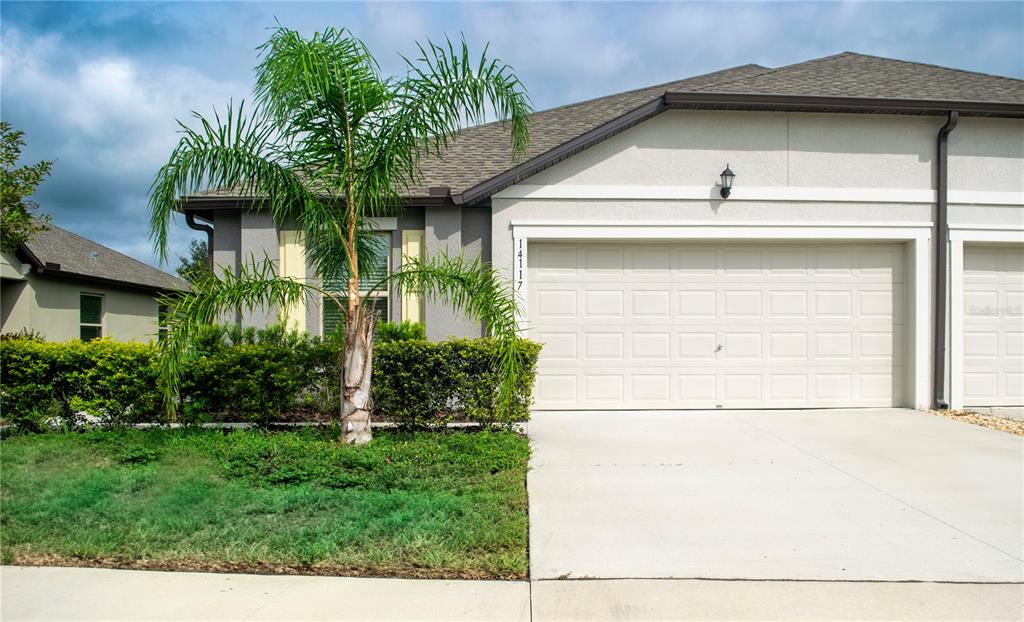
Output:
top-left (963, 244), bottom-right (1024, 406)
top-left (529, 242), bottom-right (906, 410)
top-left (631, 290), bottom-right (671, 316)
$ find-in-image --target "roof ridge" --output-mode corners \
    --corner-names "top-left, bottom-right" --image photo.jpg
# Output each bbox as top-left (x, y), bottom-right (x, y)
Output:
top-left (28, 221), bottom-right (183, 284)
top-left (696, 51), bottom-right (1024, 95)
top-left (528, 63), bottom-right (771, 116)
top-left (688, 51), bottom-right (854, 93)
top-left (834, 51), bottom-right (1024, 84)
top-left (447, 63), bottom-right (772, 135)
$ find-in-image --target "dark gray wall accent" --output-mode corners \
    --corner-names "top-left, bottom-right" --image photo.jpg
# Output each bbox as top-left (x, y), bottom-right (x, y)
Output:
top-left (424, 207), bottom-right (488, 340)
top-left (211, 210), bottom-right (241, 277)
top-left (211, 210), bottom-right (242, 324)
top-left (462, 207), bottom-right (492, 263)
top-left (240, 211), bottom-right (279, 328)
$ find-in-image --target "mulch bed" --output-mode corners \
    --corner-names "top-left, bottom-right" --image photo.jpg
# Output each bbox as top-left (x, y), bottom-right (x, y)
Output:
top-left (11, 553), bottom-right (520, 581)
top-left (928, 409), bottom-right (1024, 437)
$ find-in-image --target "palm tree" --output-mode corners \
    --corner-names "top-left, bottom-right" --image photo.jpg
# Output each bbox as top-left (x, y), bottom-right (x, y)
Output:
top-left (149, 26), bottom-right (531, 443)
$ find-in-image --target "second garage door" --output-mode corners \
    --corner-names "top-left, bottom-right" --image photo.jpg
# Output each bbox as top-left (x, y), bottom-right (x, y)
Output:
top-left (528, 241), bottom-right (906, 410)
top-left (962, 244), bottom-right (1024, 406)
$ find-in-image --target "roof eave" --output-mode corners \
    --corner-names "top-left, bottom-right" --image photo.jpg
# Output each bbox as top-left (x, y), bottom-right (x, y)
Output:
top-left (663, 92), bottom-right (1024, 117)
top-left (178, 194), bottom-right (457, 214)
top-left (33, 265), bottom-right (186, 294)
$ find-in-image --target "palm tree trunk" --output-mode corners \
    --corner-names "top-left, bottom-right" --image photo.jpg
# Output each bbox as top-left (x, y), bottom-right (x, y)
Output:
top-left (341, 303), bottom-right (376, 444)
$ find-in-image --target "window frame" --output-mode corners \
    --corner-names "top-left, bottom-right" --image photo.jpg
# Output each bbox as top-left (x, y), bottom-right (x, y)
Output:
top-left (157, 303), bottom-right (169, 342)
top-left (79, 292), bottom-right (104, 341)
top-left (321, 233), bottom-right (391, 335)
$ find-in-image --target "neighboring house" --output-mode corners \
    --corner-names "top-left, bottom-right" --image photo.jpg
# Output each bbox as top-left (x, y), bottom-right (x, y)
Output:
top-left (182, 52), bottom-right (1024, 412)
top-left (1, 223), bottom-right (186, 342)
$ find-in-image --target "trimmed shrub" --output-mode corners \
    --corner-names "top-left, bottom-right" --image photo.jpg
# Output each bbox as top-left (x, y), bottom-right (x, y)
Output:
top-left (372, 339), bottom-right (541, 426)
top-left (179, 344), bottom-right (308, 424)
top-left (376, 321), bottom-right (426, 343)
top-left (0, 331), bottom-right (540, 427)
top-left (0, 339), bottom-right (161, 426)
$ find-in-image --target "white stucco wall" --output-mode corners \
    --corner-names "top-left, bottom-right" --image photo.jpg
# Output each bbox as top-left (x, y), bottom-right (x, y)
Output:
top-left (491, 109), bottom-right (1024, 409)
top-left (493, 111), bottom-right (1023, 277)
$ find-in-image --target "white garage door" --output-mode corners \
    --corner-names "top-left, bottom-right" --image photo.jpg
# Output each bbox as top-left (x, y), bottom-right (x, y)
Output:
top-left (963, 244), bottom-right (1024, 406)
top-left (528, 242), bottom-right (906, 409)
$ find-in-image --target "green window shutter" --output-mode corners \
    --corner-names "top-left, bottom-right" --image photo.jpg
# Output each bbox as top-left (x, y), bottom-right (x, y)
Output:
top-left (322, 296), bottom-right (343, 336)
top-left (321, 296), bottom-right (389, 336)
top-left (80, 294), bottom-right (103, 325)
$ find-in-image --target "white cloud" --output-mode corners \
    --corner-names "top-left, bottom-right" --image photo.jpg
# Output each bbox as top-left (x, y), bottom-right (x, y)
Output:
top-left (3, 28), bottom-right (248, 173)
top-left (2, 27), bottom-right (248, 266)
top-left (459, 3), bottom-right (642, 106)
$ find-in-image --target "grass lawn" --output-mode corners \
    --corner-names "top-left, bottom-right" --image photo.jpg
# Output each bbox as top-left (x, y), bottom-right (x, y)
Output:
top-left (0, 427), bottom-right (529, 579)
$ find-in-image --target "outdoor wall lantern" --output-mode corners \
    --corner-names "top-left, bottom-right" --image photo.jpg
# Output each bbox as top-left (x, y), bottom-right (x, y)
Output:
top-left (719, 164), bottom-right (735, 199)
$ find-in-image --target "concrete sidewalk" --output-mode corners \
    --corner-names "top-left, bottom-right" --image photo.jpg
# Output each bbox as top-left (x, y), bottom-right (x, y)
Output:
top-left (0, 567), bottom-right (527, 621)
top-left (4, 566), bottom-right (1023, 621)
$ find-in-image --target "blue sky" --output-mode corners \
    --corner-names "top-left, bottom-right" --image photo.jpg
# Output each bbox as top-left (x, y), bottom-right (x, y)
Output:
top-left (2, 1), bottom-right (1022, 271)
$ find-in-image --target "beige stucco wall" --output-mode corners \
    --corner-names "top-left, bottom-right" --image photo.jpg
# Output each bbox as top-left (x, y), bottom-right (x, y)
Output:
top-left (1, 251), bottom-right (26, 281)
top-left (1, 272), bottom-right (162, 342)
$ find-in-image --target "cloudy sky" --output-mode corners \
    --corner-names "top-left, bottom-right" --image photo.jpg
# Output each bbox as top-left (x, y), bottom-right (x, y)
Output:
top-left (2, 1), bottom-right (1021, 272)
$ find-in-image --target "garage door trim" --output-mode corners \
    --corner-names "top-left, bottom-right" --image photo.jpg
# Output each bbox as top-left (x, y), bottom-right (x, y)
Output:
top-left (512, 222), bottom-right (932, 410)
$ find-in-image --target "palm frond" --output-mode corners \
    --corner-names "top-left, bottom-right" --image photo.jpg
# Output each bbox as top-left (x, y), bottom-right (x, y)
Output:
top-left (362, 35), bottom-right (532, 202)
top-left (306, 217), bottom-right (389, 293)
top-left (148, 101), bottom-right (315, 263)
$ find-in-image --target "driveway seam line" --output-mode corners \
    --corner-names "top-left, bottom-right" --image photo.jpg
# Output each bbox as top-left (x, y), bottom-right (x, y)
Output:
top-left (728, 412), bottom-right (1024, 565)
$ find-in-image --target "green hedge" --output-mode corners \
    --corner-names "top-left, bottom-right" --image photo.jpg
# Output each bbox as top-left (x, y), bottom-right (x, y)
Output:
top-left (0, 332), bottom-right (539, 428)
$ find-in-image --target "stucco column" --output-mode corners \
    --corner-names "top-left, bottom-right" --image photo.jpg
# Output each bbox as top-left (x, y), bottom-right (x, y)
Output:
top-left (424, 207), bottom-right (483, 340)
top-left (239, 211), bottom-right (279, 329)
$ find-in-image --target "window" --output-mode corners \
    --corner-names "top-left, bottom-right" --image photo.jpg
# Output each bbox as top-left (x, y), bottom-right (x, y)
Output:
top-left (322, 234), bottom-right (390, 335)
top-left (80, 293), bottom-right (103, 341)
top-left (158, 304), bottom-right (169, 342)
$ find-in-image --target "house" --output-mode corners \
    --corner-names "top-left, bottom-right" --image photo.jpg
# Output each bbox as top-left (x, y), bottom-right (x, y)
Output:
top-left (1, 223), bottom-right (186, 342)
top-left (181, 52), bottom-right (1024, 412)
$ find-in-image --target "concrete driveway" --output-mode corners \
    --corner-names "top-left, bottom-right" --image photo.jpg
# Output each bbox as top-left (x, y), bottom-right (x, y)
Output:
top-left (528, 409), bottom-right (1024, 582)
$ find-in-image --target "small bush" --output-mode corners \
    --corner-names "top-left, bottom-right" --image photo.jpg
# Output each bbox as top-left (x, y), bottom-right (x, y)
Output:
top-left (0, 328), bottom-right (45, 342)
top-left (376, 321), bottom-right (426, 343)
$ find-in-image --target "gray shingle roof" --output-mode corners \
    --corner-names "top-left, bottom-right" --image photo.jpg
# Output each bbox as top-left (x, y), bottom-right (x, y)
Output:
top-left (21, 223), bottom-right (187, 292)
top-left (404, 63), bottom-right (771, 197)
top-left (185, 52), bottom-right (1023, 206)
top-left (690, 52), bottom-right (1024, 102)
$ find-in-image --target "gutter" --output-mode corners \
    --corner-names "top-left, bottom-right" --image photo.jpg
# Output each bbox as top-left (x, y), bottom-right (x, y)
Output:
top-left (33, 265), bottom-right (185, 294)
top-left (185, 212), bottom-right (215, 268)
top-left (933, 111), bottom-right (959, 409)
top-left (663, 92), bottom-right (1024, 118)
